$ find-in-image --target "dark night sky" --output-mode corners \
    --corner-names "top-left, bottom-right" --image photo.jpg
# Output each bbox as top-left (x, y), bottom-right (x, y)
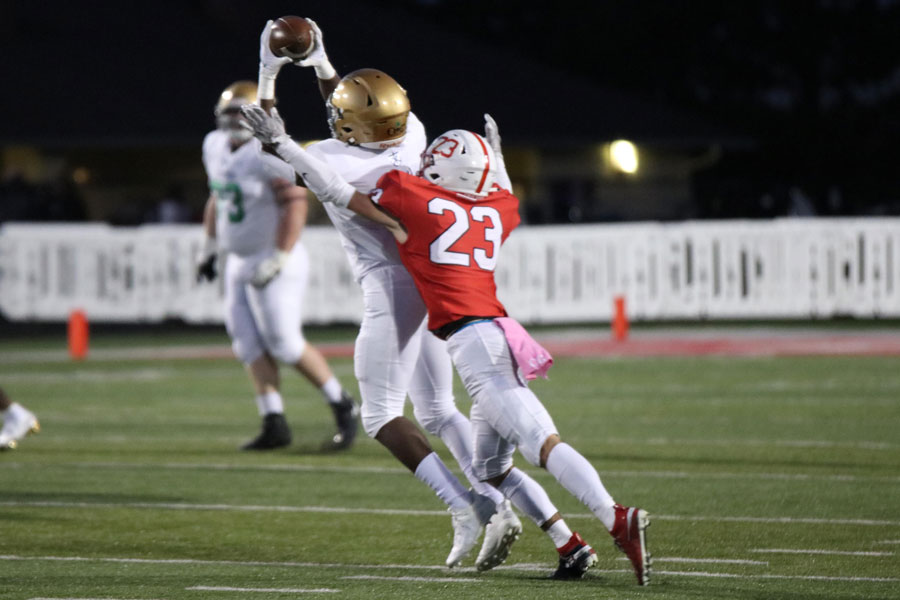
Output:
top-left (0, 1), bottom-right (753, 145)
top-left (2, 0), bottom-right (899, 214)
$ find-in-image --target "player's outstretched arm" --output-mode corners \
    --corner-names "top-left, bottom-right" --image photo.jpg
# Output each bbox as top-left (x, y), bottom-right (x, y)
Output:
top-left (242, 105), bottom-right (356, 206)
top-left (240, 104), bottom-right (407, 243)
top-left (258, 20), bottom-right (293, 112)
top-left (346, 193), bottom-right (408, 244)
top-left (296, 19), bottom-right (340, 100)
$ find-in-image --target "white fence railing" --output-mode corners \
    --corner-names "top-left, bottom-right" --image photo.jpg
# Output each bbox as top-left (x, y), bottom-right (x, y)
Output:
top-left (1, 219), bottom-right (899, 323)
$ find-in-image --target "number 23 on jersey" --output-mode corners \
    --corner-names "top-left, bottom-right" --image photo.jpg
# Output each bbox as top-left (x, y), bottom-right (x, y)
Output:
top-left (428, 197), bottom-right (502, 271)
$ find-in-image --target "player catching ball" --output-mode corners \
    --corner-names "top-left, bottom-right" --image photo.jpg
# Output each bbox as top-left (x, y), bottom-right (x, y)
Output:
top-left (241, 104), bottom-right (652, 584)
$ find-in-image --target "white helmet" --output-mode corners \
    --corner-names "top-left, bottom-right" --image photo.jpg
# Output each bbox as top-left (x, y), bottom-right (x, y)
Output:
top-left (419, 129), bottom-right (496, 197)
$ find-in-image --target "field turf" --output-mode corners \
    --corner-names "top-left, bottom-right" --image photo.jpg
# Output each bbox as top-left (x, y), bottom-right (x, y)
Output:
top-left (1, 329), bottom-right (898, 599)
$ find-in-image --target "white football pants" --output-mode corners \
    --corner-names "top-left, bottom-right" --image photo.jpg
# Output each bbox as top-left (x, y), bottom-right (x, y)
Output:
top-left (354, 266), bottom-right (458, 438)
top-left (447, 321), bottom-right (559, 480)
top-left (223, 243), bottom-right (309, 365)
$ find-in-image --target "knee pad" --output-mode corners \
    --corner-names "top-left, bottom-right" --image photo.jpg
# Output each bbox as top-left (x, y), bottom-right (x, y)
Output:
top-left (265, 333), bottom-right (306, 365)
top-left (231, 336), bottom-right (264, 365)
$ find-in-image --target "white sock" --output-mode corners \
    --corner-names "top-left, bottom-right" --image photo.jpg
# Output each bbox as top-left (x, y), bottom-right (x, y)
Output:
top-left (545, 443), bottom-right (616, 530)
top-left (320, 377), bottom-right (343, 404)
top-left (498, 467), bottom-right (559, 527)
top-left (437, 412), bottom-right (505, 506)
top-left (6, 402), bottom-right (27, 420)
top-left (414, 452), bottom-right (471, 510)
top-left (255, 391), bottom-right (284, 416)
top-left (546, 520), bottom-right (574, 548)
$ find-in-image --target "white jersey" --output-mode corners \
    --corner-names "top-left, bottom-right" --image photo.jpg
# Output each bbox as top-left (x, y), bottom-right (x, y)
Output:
top-left (305, 112), bottom-right (427, 281)
top-left (202, 129), bottom-right (296, 256)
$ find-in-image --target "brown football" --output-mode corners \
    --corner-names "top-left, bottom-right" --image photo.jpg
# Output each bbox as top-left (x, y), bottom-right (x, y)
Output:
top-left (268, 16), bottom-right (314, 60)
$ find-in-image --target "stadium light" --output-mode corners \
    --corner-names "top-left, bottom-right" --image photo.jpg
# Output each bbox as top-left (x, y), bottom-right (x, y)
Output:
top-left (609, 139), bottom-right (639, 174)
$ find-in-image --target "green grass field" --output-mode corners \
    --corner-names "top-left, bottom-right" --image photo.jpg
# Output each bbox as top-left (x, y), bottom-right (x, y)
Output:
top-left (1, 330), bottom-right (899, 599)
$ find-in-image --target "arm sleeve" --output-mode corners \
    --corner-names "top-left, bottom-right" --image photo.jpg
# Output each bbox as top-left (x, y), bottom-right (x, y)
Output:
top-left (258, 143), bottom-right (297, 181)
top-left (272, 138), bottom-right (356, 208)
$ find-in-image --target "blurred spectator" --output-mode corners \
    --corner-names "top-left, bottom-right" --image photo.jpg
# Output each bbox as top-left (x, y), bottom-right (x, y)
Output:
top-left (146, 184), bottom-right (191, 223)
top-left (787, 186), bottom-right (817, 217)
top-left (0, 168), bottom-right (87, 223)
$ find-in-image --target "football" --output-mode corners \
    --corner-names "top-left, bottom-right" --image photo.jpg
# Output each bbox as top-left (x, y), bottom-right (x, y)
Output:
top-left (268, 16), bottom-right (315, 60)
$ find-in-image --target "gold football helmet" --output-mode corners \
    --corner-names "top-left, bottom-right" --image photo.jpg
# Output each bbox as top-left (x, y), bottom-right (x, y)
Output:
top-left (327, 69), bottom-right (410, 148)
top-left (215, 81), bottom-right (258, 143)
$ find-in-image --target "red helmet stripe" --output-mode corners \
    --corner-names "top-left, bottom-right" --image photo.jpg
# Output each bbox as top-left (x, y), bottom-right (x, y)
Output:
top-left (472, 133), bottom-right (491, 194)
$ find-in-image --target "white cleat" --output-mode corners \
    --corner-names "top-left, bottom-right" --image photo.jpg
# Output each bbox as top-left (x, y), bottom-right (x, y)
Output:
top-left (475, 499), bottom-right (522, 571)
top-left (445, 503), bottom-right (483, 568)
top-left (0, 406), bottom-right (40, 451)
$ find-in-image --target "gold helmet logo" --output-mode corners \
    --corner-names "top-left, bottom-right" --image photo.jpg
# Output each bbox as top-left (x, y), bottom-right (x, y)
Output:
top-left (327, 69), bottom-right (410, 148)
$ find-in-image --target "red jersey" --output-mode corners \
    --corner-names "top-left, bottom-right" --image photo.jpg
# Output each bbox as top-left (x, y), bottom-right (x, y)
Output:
top-left (374, 170), bottom-right (521, 333)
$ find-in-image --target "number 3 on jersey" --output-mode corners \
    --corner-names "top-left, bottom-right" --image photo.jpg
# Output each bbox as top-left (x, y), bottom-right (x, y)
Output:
top-left (428, 198), bottom-right (502, 270)
top-left (210, 181), bottom-right (245, 223)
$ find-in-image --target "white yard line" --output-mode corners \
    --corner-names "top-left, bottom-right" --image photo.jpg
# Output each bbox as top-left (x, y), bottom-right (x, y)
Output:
top-left (657, 514), bottom-right (900, 527)
top-left (1, 368), bottom-right (174, 384)
top-left (656, 570), bottom-right (897, 583)
top-left (875, 540), bottom-right (900, 544)
top-left (751, 548), bottom-right (894, 557)
top-left (11, 460), bottom-right (898, 484)
top-left (3, 500), bottom-right (899, 527)
top-left (607, 436), bottom-right (896, 451)
top-left (187, 586), bottom-right (338, 593)
top-left (618, 557), bottom-right (768, 565)
top-left (3, 555), bottom-right (896, 585)
top-left (342, 575), bottom-right (480, 583)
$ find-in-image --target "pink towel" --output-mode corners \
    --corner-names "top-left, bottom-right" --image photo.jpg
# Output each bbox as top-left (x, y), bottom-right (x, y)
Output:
top-left (494, 317), bottom-right (553, 381)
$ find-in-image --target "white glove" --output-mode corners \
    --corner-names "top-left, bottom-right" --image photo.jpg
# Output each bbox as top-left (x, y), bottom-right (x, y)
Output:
top-left (251, 250), bottom-right (290, 288)
top-left (241, 105), bottom-right (291, 146)
top-left (296, 19), bottom-right (336, 80)
top-left (484, 113), bottom-right (512, 191)
top-left (484, 113), bottom-right (502, 155)
top-left (258, 20), bottom-right (293, 99)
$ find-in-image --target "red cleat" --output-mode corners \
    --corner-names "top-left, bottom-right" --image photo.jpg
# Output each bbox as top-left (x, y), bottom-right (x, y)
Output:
top-left (610, 504), bottom-right (651, 585)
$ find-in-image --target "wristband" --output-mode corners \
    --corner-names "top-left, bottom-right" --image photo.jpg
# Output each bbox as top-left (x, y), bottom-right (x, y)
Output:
top-left (258, 71), bottom-right (276, 100)
top-left (314, 60), bottom-right (337, 81)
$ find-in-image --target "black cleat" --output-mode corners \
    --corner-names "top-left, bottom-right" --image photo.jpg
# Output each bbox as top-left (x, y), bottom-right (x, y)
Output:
top-left (551, 532), bottom-right (598, 580)
top-left (325, 391), bottom-right (359, 451)
top-left (241, 413), bottom-right (292, 450)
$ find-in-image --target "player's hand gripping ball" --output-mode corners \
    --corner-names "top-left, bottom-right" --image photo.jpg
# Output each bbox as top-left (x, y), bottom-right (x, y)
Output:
top-left (268, 16), bottom-right (315, 60)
